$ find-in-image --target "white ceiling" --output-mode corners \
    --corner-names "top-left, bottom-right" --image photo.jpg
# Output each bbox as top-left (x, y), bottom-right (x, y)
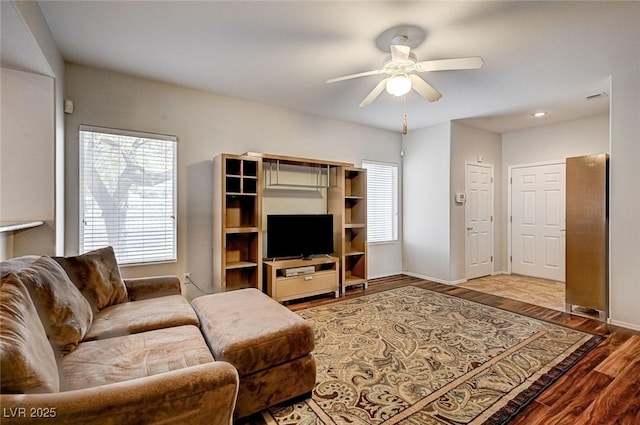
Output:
top-left (35, 1), bottom-right (640, 134)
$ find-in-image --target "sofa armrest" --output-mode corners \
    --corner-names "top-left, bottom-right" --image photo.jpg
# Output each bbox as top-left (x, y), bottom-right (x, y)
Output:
top-left (124, 275), bottom-right (181, 301)
top-left (0, 362), bottom-right (239, 425)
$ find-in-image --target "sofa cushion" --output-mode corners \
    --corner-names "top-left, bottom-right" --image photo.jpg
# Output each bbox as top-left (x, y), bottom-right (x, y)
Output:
top-left (58, 325), bottom-right (214, 391)
top-left (0, 273), bottom-right (59, 393)
top-left (16, 256), bottom-right (93, 355)
top-left (84, 294), bottom-right (199, 341)
top-left (124, 275), bottom-right (181, 301)
top-left (1, 255), bottom-right (40, 274)
top-left (53, 246), bottom-right (128, 312)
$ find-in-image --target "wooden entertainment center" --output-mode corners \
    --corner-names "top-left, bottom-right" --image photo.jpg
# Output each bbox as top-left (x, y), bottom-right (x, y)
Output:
top-left (213, 152), bottom-right (368, 302)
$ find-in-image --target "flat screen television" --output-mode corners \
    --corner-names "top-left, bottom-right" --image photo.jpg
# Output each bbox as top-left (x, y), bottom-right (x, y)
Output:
top-left (267, 214), bottom-right (334, 259)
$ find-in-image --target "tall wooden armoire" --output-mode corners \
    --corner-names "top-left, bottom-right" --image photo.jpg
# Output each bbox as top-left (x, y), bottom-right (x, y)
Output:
top-left (565, 153), bottom-right (608, 320)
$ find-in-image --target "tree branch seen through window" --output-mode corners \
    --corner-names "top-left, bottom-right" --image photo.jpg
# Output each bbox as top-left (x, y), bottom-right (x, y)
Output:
top-left (79, 126), bottom-right (177, 265)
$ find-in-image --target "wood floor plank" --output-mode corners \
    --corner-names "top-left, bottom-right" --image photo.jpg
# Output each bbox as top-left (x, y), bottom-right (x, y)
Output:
top-left (619, 401), bottom-right (640, 425)
top-left (594, 334), bottom-right (640, 377)
top-left (520, 370), bottom-right (613, 425)
top-left (535, 334), bottom-right (621, 407)
top-left (575, 358), bottom-right (640, 425)
top-left (508, 401), bottom-right (551, 425)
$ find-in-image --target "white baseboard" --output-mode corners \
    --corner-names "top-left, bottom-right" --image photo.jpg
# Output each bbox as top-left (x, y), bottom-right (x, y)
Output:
top-left (450, 278), bottom-right (468, 285)
top-left (609, 319), bottom-right (640, 332)
top-left (492, 270), bottom-right (509, 276)
top-left (403, 271), bottom-right (465, 285)
top-left (368, 271), bottom-right (404, 280)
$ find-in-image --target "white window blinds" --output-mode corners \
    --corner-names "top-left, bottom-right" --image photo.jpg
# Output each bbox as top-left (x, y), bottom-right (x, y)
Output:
top-left (362, 160), bottom-right (399, 243)
top-left (79, 125), bottom-right (177, 265)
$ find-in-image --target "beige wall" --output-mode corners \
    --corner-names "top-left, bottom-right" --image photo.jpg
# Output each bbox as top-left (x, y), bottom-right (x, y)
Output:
top-left (401, 122), bottom-right (452, 282)
top-left (609, 69), bottom-right (640, 331)
top-left (64, 64), bottom-right (403, 297)
top-left (502, 113), bottom-right (610, 165)
top-left (0, 68), bottom-right (55, 257)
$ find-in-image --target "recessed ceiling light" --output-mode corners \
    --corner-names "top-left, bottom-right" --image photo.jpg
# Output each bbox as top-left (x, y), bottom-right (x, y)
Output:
top-left (531, 111), bottom-right (548, 118)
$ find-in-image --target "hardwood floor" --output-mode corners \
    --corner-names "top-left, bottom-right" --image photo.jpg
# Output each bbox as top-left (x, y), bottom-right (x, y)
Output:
top-left (273, 274), bottom-right (640, 425)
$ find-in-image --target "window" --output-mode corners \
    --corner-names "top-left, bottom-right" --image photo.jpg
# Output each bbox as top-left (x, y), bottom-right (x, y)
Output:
top-left (362, 160), bottom-right (399, 243)
top-left (79, 125), bottom-right (177, 265)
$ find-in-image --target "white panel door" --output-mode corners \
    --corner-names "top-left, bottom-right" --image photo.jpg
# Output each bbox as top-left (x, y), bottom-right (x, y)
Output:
top-left (466, 163), bottom-right (493, 280)
top-left (511, 162), bottom-right (566, 281)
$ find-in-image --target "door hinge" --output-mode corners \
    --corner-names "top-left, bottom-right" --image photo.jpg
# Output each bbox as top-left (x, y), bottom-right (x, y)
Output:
top-left (510, 216), bottom-right (512, 223)
top-left (491, 215), bottom-right (493, 222)
top-left (510, 255), bottom-right (513, 262)
top-left (491, 256), bottom-right (493, 262)
top-left (510, 177), bottom-right (512, 184)
top-left (491, 177), bottom-right (494, 183)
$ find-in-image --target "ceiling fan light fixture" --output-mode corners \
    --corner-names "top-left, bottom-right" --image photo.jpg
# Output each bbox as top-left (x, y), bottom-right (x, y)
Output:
top-left (386, 73), bottom-right (412, 97)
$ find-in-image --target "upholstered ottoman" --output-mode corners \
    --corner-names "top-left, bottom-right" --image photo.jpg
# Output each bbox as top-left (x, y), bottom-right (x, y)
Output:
top-left (191, 288), bottom-right (316, 418)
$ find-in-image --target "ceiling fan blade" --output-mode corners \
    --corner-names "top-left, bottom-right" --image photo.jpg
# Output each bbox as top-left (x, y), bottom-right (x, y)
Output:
top-left (359, 78), bottom-right (389, 107)
top-left (409, 74), bottom-right (442, 102)
top-left (326, 69), bottom-right (385, 84)
top-left (415, 57), bottom-right (484, 72)
top-left (390, 44), bottom-right (411, 62)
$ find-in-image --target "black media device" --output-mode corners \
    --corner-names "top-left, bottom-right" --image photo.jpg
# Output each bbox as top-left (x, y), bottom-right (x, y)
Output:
top-left (267, 214), bottom-right (333, 259)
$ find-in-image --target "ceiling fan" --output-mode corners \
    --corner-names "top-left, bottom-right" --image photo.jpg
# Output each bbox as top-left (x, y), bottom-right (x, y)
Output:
top-left (326, 32), bottom-right (484, 107)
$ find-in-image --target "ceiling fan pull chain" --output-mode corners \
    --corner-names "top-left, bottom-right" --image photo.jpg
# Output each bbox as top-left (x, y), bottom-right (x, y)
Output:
top-left (402, 96), bottom-right (408, 134)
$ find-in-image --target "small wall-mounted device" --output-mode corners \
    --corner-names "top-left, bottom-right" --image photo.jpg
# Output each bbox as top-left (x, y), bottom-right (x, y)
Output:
top-left (455, 192), bottom-right (466, 204)
top-left (64, 99), bottom-right (74, 114)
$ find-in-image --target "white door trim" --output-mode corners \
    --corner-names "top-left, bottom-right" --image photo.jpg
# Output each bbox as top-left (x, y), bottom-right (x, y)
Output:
top-left (465, 161), bottom-right (494, 280)
top-left (507, 159), bottom-right (565, 275)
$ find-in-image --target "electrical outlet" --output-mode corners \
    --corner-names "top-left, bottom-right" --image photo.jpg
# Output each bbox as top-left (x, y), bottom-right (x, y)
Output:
top-left (183, 272), bottom-right (191, 283)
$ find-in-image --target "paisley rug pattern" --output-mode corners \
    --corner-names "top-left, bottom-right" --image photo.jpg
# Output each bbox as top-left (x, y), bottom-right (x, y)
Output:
top-left (264, 286), bottom-right (601, 425)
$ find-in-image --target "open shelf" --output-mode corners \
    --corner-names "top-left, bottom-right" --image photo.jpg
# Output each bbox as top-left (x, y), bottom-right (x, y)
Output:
top-left (344, 254), bottom-right (366, 289)
top-left (226, 195), bottom-right (258, 228)
top-left (345, 169), bottom-right (366, 197)
top-left (225, 232), bottom-right (259, 265)
top-left (226, 261), bottom-right (259, 270)
top-left (345, 227), bottom-right (366, 254)
top-left (345, 223), bottom-right (366, 229)
top-left (225, 267), bottom-right (258, 291)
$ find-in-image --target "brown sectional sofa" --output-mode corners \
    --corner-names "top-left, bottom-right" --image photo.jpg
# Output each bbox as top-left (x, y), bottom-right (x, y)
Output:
top-left (0, 249), bottom-right (238, 425)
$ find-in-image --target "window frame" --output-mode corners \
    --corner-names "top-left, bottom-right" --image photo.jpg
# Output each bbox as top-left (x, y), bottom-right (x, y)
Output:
top-left (78, 125), bottom-right (178, 266)
top-left (362, 160), bottom-right (399, 244)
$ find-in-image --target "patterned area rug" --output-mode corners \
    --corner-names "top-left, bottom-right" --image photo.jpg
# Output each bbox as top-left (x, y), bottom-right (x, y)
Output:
top-left (264, 286), bottom-right (602, 425)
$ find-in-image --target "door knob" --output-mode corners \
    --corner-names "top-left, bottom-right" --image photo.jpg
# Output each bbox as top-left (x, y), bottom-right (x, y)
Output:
top-left (467, 226), bottom-right (474, 230)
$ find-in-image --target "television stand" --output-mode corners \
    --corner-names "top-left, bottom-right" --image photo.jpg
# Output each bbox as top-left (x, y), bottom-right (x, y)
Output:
top-left (264, 256), bottom-right (339, 303)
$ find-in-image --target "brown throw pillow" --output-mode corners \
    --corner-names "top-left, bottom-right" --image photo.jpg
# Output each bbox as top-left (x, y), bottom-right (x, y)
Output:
top-left (53, 246), bottom-right (128, 312)
top-left (17, 256), bottom-right (93, 355)
top-left (0, 273), bottom-right (59, 393)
